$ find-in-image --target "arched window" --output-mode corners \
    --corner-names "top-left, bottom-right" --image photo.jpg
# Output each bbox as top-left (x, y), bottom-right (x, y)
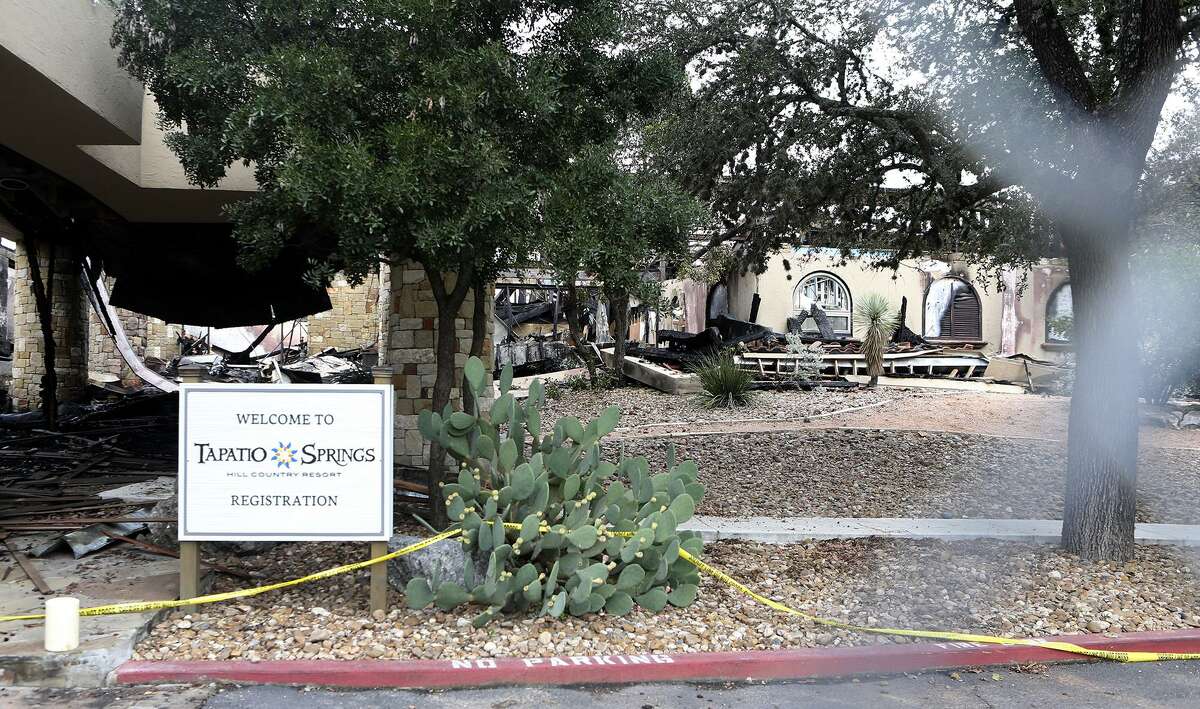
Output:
top-left (1046, 283), bottom-right (1073, 343)
top-left (793, 272), bottom-right (852, 335)
top-left (706, 282), bottom-right (729, 322)
top-left (924, 277), bottom-right (981, 340)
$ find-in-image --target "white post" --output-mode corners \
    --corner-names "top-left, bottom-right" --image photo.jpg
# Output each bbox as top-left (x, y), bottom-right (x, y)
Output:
top-left (177, 363), bottom-right (206, 612)
top-left (370, 365), bottom-right (394, 615)
top-left (44, 597), bottom-right (80, 652)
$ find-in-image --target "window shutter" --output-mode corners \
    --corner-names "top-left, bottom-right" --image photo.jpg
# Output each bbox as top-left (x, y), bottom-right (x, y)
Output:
top-left (948, 289), bottom-right (981, 339)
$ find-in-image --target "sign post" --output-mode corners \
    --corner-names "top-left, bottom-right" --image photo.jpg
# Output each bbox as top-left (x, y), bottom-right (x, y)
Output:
top-left (176, 368), bottom-right (394, 615)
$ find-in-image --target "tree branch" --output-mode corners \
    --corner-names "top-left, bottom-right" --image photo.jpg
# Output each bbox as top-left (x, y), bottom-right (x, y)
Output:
top-left (1109, 0), bottom-right (1186, 156)
top-left (1013, 0), bottom-right (1099, 111)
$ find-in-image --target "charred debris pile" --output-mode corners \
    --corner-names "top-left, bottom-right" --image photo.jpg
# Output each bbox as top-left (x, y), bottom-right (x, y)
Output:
top-left (631, 311), bottom-right (991, 386)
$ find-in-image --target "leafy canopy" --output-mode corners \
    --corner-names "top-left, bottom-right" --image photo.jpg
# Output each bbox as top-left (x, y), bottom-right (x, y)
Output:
top-left (111, 0), bottom-right (681, 285)
top-left (641, 0), bottom-right (1200, 273)
top-left (538, 142), bottom-right (705, 304)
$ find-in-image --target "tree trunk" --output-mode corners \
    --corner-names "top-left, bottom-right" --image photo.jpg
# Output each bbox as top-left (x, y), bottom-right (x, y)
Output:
top-left (1060, 223), bottom-right (1139, 561)
top-left (25, 237), bottom-right (59, 428)
top-left (462, 279), bottom-right (488, 412)
top-left (563, 283), bottom-right (597, 385)
top-left (424, 261), bottom-right (473, 529)
top-left (608, 293), bottom-right (630, 384)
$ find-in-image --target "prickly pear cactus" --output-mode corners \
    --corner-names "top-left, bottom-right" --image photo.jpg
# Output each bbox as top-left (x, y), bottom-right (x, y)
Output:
top-left (409, 356), bottom-right (706, 626)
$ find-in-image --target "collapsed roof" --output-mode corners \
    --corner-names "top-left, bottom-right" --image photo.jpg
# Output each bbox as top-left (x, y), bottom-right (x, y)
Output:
top-left (0, 145), bottom-right (331, 327)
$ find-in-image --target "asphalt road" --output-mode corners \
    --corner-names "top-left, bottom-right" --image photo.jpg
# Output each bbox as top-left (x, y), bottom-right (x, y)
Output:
top-left (5, 661), bottom-right (1200, 708)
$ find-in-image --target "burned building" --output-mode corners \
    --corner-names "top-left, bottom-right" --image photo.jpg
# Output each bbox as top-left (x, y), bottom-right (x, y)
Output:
top-left (662, 247), bottom-right (1072, 362)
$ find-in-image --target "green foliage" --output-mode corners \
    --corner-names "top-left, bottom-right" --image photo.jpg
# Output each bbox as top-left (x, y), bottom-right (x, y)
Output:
top-left (545, 369), bottom-right (621, 399)
top-left (1047, 315), bottom-right (1075, 343)
top-left (642, 1), bottom-right (1199, 278)
top-left (411, 357), bottom-right (706, 623)
top-left (110, 0), bottom-right (682, 287)
top-left (677, 245), bottom-right (736, 285)
top-left (853, 294), bottom-right (899, 383)
top-left (111, 0), bottom-right (690, 521)
top-left (538, 143), bottom-right (705, 311)
top-left (693, 351), bottom-right (753, 408)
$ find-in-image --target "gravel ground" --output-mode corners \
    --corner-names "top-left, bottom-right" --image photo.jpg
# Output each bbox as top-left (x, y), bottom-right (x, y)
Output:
top-left (542, 385), bottom-right (905, 429)
top-left (546, 385), bottom-right (1200, 450)
top-left (616, 429), bottom-right (1200, 523)
top-left (133, 537), bottom-right (1200, 661)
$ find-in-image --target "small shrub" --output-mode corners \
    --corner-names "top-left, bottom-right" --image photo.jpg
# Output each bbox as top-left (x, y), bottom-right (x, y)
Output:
top-left (784, 333), bottom-right (826, 380)
top-left (693, 351), bottom-right (753, 408)
top-left (413, 357), bottom-right (706, 626)
top-left (544, 367), bottom-right (619, 399)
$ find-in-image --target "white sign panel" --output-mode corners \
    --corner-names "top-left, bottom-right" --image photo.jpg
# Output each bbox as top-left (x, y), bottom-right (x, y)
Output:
top-left (179, 385), bottom-right (393, 541)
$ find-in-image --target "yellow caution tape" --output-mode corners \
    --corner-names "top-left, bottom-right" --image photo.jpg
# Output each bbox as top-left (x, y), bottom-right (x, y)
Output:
top-left (0, 529), bottom-right (461, 623)
top-left (3, 522), bottom-right (1197, 663)
top-left (677, 548), bottom-right (1200, 663)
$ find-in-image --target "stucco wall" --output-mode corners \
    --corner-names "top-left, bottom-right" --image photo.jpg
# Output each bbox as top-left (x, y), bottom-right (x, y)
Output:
top-left (723, 248), bottom-right (1070, 360)
top-left (79, 94), bottom-right (259, 193)
top-left (0, 0), bottom-right (143, 144)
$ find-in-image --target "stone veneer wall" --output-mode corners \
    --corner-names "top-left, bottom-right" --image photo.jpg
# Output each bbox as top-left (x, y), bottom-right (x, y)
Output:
top-left (87, 276), bottom-right (150, 387)
top-left (144, 318), bottom-right (182, 361)
top-left (387, 261), bottom-right (493, 466)
top-left (10, 239), bottom-right (88, 410)
top-left (308, 271), bottom-right (380, 351)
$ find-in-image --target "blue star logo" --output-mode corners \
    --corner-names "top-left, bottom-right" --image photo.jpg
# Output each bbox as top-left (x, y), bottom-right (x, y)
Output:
top-left (270, 442), bottom-right (298, 469)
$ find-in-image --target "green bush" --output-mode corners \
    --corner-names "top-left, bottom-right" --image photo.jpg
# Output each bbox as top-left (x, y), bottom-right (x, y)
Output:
top-left (412, 357), bottom-right (706, 626)
top-left (544, 367), bottom-right (620, 399)
top-left (693, 350), bottom-right (753, 408)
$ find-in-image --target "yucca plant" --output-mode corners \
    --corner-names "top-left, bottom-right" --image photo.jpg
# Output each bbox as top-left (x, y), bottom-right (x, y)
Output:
top-left (693, 350), bottom-right (753, 407)
top-left (853, 294), bottom-right (900, 387)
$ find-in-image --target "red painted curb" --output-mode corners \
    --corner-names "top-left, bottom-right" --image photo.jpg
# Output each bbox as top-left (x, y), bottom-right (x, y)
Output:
top-left (116, 629), bottom-right (1200, 688)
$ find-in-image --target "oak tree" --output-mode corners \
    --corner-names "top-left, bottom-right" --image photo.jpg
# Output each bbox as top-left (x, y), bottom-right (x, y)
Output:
top-left (647, 0), bottom-right (1200, 558)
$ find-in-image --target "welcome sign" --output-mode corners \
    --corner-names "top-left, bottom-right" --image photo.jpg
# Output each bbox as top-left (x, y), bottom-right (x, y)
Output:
top-left (178, 385), bottom-right (393, 541)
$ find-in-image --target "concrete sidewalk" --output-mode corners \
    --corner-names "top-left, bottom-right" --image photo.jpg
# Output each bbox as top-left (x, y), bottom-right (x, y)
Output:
top-left (682, 516), bottom-right (1200, 546)
top-left (0, 534), bottom-right (183, 687)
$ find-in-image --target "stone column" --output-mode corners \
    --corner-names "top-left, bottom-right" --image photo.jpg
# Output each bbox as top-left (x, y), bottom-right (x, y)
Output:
top-left (386, 261), bottom-right (494, 466)
top-left (10, 238), bottom-right (88, 411)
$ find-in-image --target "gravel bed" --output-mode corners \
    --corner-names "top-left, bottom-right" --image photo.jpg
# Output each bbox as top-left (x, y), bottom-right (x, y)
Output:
top-left (616, 430), bottom-right (1200, 523)
top-left (133, 537), bottom-right (1200, 661)
top-left (542, 385), bottom-right (907, 429)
